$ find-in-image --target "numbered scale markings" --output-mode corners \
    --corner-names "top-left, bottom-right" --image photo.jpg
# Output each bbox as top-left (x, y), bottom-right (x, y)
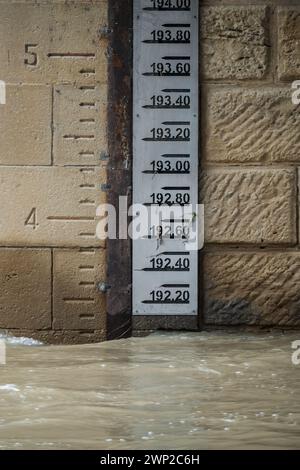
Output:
top-left (133, 0), bottom-right (198, 315)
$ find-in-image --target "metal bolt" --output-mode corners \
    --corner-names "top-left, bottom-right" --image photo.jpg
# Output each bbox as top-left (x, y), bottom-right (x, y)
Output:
top-left (97, 282), bottom-right (111, 294)
top-left (100, 152), bottom-right (109, 161)
top-left (98, 26), bottom-right (112, 39)
top-left (101, 183), bottom-right (111, 192)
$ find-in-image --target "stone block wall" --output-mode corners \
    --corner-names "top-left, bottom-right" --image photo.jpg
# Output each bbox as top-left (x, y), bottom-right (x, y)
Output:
top-left (201, 0), bottom-right (300, 328)
top-left (0, 0), bottom-right (108, 343)
top-left (1, 0), bottom-right (300, 342)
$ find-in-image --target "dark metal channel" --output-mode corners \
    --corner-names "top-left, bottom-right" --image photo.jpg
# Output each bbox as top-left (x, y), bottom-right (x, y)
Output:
top-left (106, 0), bottom-right (133, 340)
top-left (107, 0), bottom-right (199, 339)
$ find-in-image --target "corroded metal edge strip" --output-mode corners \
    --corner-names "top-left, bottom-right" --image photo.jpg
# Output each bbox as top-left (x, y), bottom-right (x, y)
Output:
top-left (106, 0), bottom-right (133, 340)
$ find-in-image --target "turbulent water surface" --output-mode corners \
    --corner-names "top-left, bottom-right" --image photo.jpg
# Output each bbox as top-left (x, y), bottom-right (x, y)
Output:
top-left (0, 332), bottom-right (299, 450)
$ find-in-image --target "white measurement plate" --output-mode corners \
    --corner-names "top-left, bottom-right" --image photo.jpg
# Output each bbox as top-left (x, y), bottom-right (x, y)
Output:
top-left (133, 0), bottom-right (199, 316)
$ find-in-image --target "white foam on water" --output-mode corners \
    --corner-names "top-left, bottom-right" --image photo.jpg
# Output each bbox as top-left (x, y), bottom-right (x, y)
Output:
top-left (0, 384), bottom-right (20, 393)
top-left (0, 333), bottom-right (43, 346)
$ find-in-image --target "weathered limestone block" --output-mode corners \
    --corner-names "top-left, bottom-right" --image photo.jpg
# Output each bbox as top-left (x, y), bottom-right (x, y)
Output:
top-left (53, 248), bottom-right (106, 330)
top-left (204, 87), bottom-right (300, 163)
top-left (204, 252), bottom-right (300, 326)
top-left (0, 166), bottom-right (106, 247)
top-left (53, 84), bottom-right (107, 166)
top-left (0, 84), bottom-right (51, 165)
top-left (0, 329), bottom-right (106, 346)
top-left (200, 168), bottom-right (296, 244)
top-left (278, 7), bottom-right (300, 81)
top-left (200, 6), bottom-right (270, 80)
top-left (0, 249), bottom-right (51, 329)
top-left (0, 0), bottom-right (109, 343)
top-left (298, 169), bottom-right (300, 242)
top-left (201, 1), bottom-right (296, 4)
top-left (0, 1), bottom-right (107, 85)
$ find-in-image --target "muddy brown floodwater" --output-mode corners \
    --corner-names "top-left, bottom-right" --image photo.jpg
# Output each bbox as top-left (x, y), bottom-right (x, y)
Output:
top-left (0, 332), bottom-right (300, 450)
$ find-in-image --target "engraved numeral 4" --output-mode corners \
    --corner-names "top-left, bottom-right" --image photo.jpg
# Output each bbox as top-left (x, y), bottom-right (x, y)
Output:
top-left (25, 208), bottom-right (38, 229)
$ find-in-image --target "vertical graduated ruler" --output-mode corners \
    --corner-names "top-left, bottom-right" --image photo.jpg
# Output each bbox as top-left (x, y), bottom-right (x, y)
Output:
top-left (133, 0), bottom-right (199, 316)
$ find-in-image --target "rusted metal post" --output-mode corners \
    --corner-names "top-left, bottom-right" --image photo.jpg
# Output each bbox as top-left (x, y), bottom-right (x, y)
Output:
top-left (106, 0), bottom-right (133, 340)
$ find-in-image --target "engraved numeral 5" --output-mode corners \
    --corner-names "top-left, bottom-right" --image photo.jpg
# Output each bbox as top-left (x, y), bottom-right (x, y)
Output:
top-left (24, 44), bottom-right (38, 67)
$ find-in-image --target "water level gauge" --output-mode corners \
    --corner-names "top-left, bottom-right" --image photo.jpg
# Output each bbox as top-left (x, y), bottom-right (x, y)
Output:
top-left (133, 0), bottom-right (199, 316)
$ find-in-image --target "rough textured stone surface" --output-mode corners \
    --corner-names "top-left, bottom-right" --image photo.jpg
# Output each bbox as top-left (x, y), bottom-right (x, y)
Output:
top-left (0, 1), bottom-right (107, 85)
top-left (53, 248), bottom-right (106, 330)
top-left (201, 1), bottom-right (299, 5)
top-left (201, 168), bottom-right (296, 245)
top-left (0, 85), bottom-right (51, 165)
top-left (278, 7), bottom-right (300, 80)
top-left (0, 249), bottom-right (51, 329)
top-left (0, 0), bottom-right (108, 344)
top-left (53, 84), bottom-right (107, 166)
top-left (204, 252), bottom-right (300, 326)
top-left (132, 316), bottom-right (198, 332)
top-left (204, 87), bottom-right (300, 163)
top-left (298, 169), bottom-right (300, 241)
top-left (200, 6), bottom-right (270, 80)
top-left (0, 167), bottom-right (106, 247)
top-left (0, 329), bottom-right (106, 345)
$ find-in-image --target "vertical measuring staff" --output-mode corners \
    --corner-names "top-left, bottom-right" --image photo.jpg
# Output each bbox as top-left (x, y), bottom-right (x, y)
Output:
top-left (133, 0), bottom-right (199, 316)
